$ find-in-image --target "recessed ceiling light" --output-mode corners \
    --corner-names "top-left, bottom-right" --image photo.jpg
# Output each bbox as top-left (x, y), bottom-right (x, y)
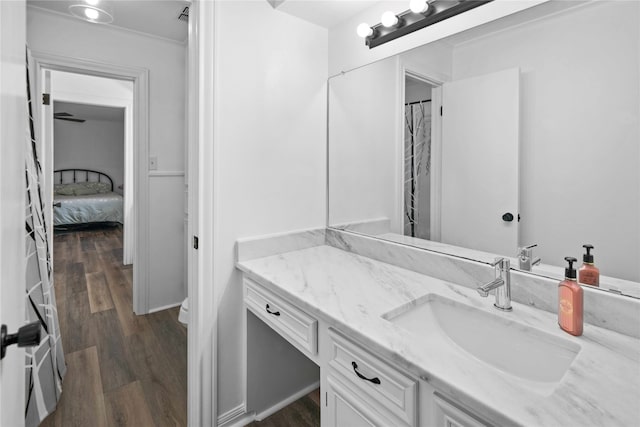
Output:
top-left (68, 3), bottom-right (114, 24)
top-left (84, 7), bottom-right (99, 20)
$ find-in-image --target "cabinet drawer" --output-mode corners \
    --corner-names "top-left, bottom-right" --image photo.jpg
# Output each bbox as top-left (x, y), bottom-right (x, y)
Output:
top-left (328, 329), bottom-right (418, 426)
top-left (244, 277), bottom-right (318, 356)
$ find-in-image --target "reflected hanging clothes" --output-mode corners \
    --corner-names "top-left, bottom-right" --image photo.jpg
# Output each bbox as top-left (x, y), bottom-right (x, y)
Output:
top-left (25, 49), bottom-right (66, 426)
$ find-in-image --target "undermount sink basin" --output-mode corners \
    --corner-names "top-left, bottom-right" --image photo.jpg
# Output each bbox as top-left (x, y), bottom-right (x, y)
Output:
top-left (383, 294), bottom-right (580, 384)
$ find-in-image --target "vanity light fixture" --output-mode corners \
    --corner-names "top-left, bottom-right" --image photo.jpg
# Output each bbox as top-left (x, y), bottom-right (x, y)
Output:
top-left (361, 0), bottom-right (493, 49)
top-left (409, 0), bottom-right (430, 14)
top-left (68, 0), bottom-right (114, 24)
top-left (381, 11), bottom-right (400, 28)
top-left (356, 22), bottom-right (374, 38)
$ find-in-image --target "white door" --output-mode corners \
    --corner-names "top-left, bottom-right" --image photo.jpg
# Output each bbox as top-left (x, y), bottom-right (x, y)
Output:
top-left (0, 0), bottom-right (27, 425)
top-left (440, 68), bottom-right (520, 255)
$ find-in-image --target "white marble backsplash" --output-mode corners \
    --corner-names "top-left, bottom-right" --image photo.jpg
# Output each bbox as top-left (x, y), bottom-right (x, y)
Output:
top-left (326, 229), bottom-right (640, 339)
top-left (236, 227), bottom-right (640, 339)
top-left (329, 217), bottom-right (390, 235)
top-left (236, 227), bottom-right (325, 262)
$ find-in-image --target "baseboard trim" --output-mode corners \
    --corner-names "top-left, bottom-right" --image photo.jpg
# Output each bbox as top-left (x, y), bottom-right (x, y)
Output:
top-left (218, 403), bottom-right (253, 427)
top-left (255, 381), bottom-right (320, 421)
top-left (147, 301), bottom-right (182, 313)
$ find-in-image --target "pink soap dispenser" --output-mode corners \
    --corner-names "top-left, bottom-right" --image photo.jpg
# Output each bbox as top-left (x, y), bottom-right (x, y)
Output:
top-left (558, 257), bottom-right (583, 337)
top-left (578, 244), bottom-right (599, 287)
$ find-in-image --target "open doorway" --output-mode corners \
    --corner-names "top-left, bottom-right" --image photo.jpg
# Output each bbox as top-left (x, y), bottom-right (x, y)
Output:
top-left (47, 71), bottom-right (134, 264)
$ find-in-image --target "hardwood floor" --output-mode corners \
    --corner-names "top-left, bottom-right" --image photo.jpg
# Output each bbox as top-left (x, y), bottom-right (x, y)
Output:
top-left (42, 226), bottom-right (187, 427)
top-left (247, 389), bottom-right (321, 427)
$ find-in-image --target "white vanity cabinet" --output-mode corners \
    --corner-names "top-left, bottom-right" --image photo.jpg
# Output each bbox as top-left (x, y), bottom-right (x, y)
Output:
top-left (243, 274), bottom-right (492, 427)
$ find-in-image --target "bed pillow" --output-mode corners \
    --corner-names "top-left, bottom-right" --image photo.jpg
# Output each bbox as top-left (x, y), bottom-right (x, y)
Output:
top-left (78, 182), bottom-right (112, 194)
top-left (54, 184), bottom-right (76, 196)
top-left (54, 182), bottom-right (112, 196)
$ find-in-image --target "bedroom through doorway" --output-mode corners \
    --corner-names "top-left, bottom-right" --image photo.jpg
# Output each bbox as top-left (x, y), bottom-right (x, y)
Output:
top-left (46, 70), bottom-right (135, 266)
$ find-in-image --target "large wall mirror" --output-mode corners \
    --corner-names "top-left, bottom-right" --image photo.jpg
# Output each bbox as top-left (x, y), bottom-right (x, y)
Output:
top-left (328, 0), bottom-right (639, 297)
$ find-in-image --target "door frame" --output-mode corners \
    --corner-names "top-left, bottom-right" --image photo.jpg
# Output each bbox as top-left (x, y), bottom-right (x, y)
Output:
top-left (31, 51), bottom-right (151, 314)
top-left (188, 1), bottom-right (216, 425)
top-left (400, 67), bottom-right (443, 241)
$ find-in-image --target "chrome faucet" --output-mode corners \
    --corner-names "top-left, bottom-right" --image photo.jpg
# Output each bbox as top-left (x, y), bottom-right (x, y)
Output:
top-left (477, 257), bottom-right (512, 312)
top-left (518, 244), bottom-right (541, 271)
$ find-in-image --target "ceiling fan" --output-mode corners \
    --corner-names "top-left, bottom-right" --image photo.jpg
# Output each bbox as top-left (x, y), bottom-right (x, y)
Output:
top-left (54, 112), bottom-right (86, 123)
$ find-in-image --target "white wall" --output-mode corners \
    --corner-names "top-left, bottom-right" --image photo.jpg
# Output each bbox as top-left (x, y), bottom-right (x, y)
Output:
top-left (51, 70), bottom-right (134, 102)
top-left (405, 78), bottom-right (431, 104)
top-left (328, 56), bottom-right (400, 230)
top-left (451, 1), bottom-right (640, 281)
top-left (27, 6), bottom-right (187, 309)
top-left (328, 0), bottom-right (548, 75)
top-left (212, 0), bottom-right (328, 417)
top-left (54, 115), bottom-right (125, 194)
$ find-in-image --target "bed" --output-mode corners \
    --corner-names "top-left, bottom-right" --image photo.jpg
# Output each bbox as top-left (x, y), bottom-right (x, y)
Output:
top-left (53, 169), bottom-right (123, 228)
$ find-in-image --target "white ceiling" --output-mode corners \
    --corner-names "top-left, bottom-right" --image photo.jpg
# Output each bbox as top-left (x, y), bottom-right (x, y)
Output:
top-left (27, 0), bottom-right (189, 43)
top-left (273, 0), bottom-right (380, 29)
top-left (55, 101), bottom-right (125, 122)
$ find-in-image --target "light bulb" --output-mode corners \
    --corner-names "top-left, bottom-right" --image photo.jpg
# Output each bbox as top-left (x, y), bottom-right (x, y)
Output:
top-left (84, 7), bottom-right (99, 20)
top-left (356, 23), bottom-right (373, 38)
top-left (381, 11), bottom-right (399, 28)
top-left (85, 0), bottom-right (99, 5)
top-left (409, 0), bottom-right (429, 14)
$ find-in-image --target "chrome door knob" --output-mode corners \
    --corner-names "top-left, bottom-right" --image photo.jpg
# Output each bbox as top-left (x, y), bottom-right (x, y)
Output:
top-left (1, 322), bottom-right (41, 360)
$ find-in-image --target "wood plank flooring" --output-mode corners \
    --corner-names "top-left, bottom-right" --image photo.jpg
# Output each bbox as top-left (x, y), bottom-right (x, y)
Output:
top-left (41, 226), bottom-right (187, 427)
top-left (247, 389), bottom-right (321, 427)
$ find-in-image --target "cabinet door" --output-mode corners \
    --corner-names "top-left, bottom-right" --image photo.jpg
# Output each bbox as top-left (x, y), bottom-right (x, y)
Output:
top-left (432, 393), bottom-right (488, 427)
top-left (326, 375), bottom-right (399, 427)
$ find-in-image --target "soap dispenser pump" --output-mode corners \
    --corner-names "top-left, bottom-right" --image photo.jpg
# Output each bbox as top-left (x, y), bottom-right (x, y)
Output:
top-left (558, 257), bottom-right (583, 336)
top-left (579, 244), bottom-right (599, 287)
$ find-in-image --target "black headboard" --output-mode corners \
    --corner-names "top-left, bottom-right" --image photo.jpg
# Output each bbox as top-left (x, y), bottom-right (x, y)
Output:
top-left (54, 169), bottom-right (114, 192)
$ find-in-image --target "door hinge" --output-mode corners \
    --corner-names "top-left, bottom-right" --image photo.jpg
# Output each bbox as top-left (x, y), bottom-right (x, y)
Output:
top-left (42, 93), bottom-right (50, 105)
top-left (325, 392), bottom-right (328, 407)
top-left (440, 106), bottom-right (443, 116)
top-left (193, 235), bottom-right (199, 250)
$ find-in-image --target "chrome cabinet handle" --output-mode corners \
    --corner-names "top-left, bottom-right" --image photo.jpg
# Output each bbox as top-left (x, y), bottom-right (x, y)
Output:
top-left (265, 304), bottom-right (280, 316)
top-left (351, 361), bottom-right (381, 385)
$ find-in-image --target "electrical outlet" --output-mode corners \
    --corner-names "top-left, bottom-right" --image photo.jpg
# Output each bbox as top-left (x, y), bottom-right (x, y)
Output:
top-left (149, 156), bottom-right (158, 170)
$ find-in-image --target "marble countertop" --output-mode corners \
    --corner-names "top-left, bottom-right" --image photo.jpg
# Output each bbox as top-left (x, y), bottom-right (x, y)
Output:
top-left (237, 245), bottom-right (640, 426)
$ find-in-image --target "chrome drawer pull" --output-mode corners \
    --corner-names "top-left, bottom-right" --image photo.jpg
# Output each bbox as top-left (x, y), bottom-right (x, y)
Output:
top-left (352, 361), bottom-right (381, 385)
top-left (265, 304), bottom-right (280, 316)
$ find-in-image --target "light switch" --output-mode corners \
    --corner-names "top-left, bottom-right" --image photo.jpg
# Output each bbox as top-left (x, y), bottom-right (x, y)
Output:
top-left (149, 156), bottom-right (158, 170)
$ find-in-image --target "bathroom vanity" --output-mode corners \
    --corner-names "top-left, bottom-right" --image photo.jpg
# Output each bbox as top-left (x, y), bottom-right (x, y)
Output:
top-left (236, 1), bottom-right (640, 425)
top-left (237, 231), bottom-right (640, 427)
